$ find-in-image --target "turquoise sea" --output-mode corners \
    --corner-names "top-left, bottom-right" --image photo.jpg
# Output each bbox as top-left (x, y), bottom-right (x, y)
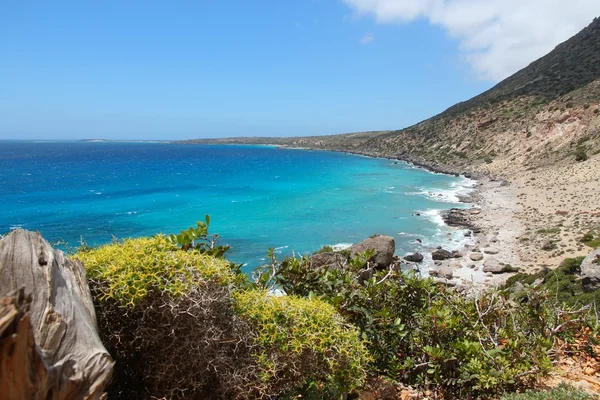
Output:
top-left (0, 141), bottom-right (474, 269)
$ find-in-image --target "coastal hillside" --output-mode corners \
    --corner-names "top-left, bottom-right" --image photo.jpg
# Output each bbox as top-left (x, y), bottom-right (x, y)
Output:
top-left (184, 17), bottom-right (600, 176)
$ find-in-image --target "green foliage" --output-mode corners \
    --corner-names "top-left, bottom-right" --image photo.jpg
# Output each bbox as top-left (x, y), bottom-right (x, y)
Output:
top-left (501, 383), bottom-right (598, 400)
top-left (263, 253), bottom-right (599, 398)
top-left (314, 245), bottom-right (333, 254)
top-left (168, 215), bottom-right (232, 259)
top-left (580, 231), bottom-right (600, 248)
top-left (581, 232), bottom-right (595, 242)
top-left (484, 156), bottom-right (494, 164)
top-left (574, 147), bottom-right (589, 161)
top-left (233, 290), bottom-right (370, 398)
top-left (504, 257), bottom-right (600, 307)
top-left (76, 235), bottom-right (236, 306)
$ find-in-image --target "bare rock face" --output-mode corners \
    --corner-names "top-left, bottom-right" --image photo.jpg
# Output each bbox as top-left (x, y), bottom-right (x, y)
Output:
top-left (581, 248), bottom-right (600, 292)
top-left (349, 235), bottom-right (395, 269)
top-left (0, 230), bottom-right (113, 400)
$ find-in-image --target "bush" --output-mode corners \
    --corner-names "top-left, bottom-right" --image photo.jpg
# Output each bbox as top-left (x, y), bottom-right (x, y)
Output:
top-left (575, 147), bottom-right (589, 162)
top-left (77, 236), bottom-right (260, 399)
top-left (262, 253), bottom-right (599, 399)
top-left (233, 290), bottom-right (370, 398)
top-left (501, 383), bottom-right (598, 400)
top-left (77, 235), bottom-right (237, 306)
top-left (78, 232), bottom-right (369, 399)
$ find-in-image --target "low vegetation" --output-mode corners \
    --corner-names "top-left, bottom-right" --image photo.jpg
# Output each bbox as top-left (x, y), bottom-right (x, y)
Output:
top-left (504, 257), bottom-right (600, 307)
top-left (73, 220), bottom-right (599, 399)
top-left (254, 251), bottom-right (599, 399)
top-left (76, 222), bottom-right (369, 399)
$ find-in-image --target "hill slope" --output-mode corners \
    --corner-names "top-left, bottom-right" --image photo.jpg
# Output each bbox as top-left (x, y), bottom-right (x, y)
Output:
top-left (184, 17), bottom-right (600, 178)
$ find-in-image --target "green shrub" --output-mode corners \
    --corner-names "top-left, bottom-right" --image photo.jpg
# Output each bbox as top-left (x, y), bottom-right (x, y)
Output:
top-left (501, 383), bottom-right (598, 400)
top-left (78, 228), bottom-right (369, 399)
top-left (575, 147), bottom-right (588, 161)
top-left (580, 232), bottom-right (600, 248)
top-left (77, 234), bottom-right (263, 399)
top-left (233, 290), bottom-right (370, 398)
top-left (261, 253), bottom-right (598, 398)
top-left (77, 235), bottom-right (237, 306)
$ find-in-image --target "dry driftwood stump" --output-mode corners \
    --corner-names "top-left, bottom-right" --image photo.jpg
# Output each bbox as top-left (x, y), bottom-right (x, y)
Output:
top-left (0, 230), bottom-right (113, 399)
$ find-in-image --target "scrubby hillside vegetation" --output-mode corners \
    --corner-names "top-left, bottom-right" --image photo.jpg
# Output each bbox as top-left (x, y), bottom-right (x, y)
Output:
top-left (75, 224), bottom-right (369, 399)
top-left (71, 221), bottom-right (599, 399)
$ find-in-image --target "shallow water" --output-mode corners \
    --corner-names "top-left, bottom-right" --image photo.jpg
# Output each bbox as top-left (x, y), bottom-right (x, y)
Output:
top-left (0, 141), bottom-right (474, 269)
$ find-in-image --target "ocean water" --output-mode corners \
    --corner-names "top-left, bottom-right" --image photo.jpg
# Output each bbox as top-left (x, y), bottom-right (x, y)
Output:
top-left (0, 141), bottom-right (474, 270)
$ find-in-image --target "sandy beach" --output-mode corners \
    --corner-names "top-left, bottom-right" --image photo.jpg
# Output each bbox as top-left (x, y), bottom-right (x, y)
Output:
top-left (434, 153), bottom-right (600, 289)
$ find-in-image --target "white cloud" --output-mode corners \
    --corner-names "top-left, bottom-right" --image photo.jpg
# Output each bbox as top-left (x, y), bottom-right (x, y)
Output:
top-left (361, 32), bottom-right (376, 44)
top-left (342, 0), bottom-right (600, 81)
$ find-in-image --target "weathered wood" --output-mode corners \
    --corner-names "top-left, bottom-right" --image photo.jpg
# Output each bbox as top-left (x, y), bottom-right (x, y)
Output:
top-left (0, 230), bottom-right (113, 399)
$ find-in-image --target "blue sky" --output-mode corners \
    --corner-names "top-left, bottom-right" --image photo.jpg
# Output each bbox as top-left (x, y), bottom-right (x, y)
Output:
top-left (1, 1), bottom-right (598, 140)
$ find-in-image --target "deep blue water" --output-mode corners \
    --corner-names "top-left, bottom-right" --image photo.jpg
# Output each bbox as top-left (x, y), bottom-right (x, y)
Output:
top-left (0, 141), bottom-right (474, 269)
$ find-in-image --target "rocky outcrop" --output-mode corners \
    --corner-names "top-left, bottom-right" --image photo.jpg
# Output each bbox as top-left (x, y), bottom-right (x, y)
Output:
top-left (0, 230), bottom-right (113, 399)
top-left (349, 235), bottom-right (395, 269)
top-left (440, 208), bottom-right (481, 233)
top-left (581, 248), bottom-right (600, 292)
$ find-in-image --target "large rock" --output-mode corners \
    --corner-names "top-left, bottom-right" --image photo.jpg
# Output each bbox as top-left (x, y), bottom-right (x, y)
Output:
top-left (483, 248), bottom-right (500, 255)
top-left (469, 252), bottom-right (484, 261)
top-left (482, 257), bottom-right (519, 274)
top-left (0, 230), bottom-right (113, 399)
top-left (404, 253), bottom-right (424, 263)
top-left (581, 248), bottom-right (600, 292)
top-left (349, 235), bottom-right (395, 269)
top-left (310, 251), bottom-right (348, 270)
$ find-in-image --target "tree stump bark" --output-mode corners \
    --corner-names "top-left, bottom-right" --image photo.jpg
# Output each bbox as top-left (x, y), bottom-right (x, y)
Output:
top-left (0, 230), bottom-right (113, 399)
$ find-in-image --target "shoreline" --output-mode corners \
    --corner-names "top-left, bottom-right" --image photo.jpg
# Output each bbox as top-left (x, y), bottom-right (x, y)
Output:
top-left (185, 142), bottom-right (524, 288)
top-left (284, 145), bottom-right (528, 289)
top-left (184, 142), bottom-right (599, 287)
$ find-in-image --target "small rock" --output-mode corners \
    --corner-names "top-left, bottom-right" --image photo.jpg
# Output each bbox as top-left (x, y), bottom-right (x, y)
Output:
top-left (483, 257), bottom-right (518, 274)
top-left (483, 248), bottom-right (499, 255)
top-left (404, 253), bottom-right (424, 263)
top-left (469, 252), bottom-right (484, 261)
top-left (432, 249), bottom-right (453, 260)
top-left (430, 267), bottom-right (454, 280)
